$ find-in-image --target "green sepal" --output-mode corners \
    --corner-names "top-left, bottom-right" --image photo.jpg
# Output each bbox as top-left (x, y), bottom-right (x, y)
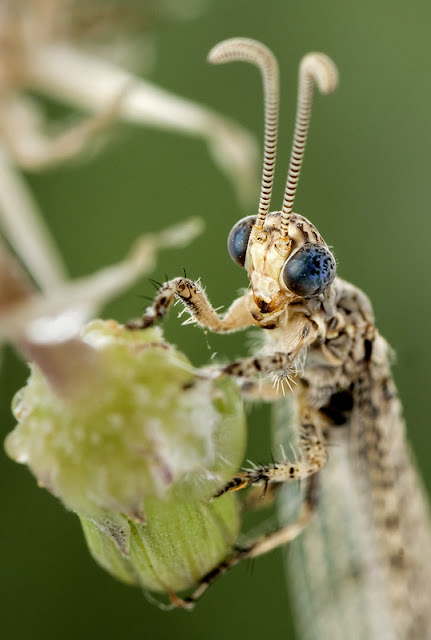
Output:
top-left (81, 492), bottom-right (240, 594)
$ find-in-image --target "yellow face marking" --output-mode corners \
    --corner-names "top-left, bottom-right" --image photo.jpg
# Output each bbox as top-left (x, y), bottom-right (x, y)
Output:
top-left (245, 212), bottom-right (325, 316)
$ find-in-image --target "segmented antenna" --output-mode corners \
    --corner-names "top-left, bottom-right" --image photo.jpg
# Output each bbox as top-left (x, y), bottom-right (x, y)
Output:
top-left (280, 53), bottom-right (338, 236)
top-left (209, 38), bottom-right (279, 228)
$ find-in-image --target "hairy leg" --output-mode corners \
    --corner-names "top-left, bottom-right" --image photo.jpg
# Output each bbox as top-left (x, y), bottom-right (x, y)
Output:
top-left (127, 277), bottom-right (254, 332)
top-left (215, 414), bottom-right (327, 495)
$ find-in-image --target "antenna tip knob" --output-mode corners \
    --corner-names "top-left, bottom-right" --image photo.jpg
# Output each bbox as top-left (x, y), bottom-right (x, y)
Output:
top-left (300, 53), bottom-right (339, 94)
top-left (207, 38), bottom-right (275, 68)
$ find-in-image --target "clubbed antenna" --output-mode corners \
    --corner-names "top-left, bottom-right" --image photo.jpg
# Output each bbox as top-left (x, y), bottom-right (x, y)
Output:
top-left (209, 38), bottom-right (279, 228)
top-left (280, 53), bottom-right (338, 236)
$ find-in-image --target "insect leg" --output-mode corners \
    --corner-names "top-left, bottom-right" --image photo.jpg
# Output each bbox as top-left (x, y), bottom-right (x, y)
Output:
top-left (216, 415), bottom-right (327, 495)
top-left (215, 317), bottom-right (319, 378)
top-left (171, 475), bottom-right (319, 609)
top-left (170, 410), bottom-right (326, 609)
top-left (127, 278), bottom-right (255, 332)
top-left (239, 481), bottom-right (281, 511)
top-left (236, 374), bottom-right (296, 407)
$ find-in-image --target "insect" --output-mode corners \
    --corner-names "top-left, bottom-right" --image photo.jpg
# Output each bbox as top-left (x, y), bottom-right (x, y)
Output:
top-left (127, 38), bottom-right (431, 637)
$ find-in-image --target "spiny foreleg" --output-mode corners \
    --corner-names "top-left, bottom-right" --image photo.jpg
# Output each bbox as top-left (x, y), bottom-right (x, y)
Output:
top-left (126, 277), bottom-right (254, 332)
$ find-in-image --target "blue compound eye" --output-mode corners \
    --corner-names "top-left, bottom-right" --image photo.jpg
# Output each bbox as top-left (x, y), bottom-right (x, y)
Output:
top-left (282, 244), bottom-right (336, 297)
top-left (227, 216), bottom-right (257, 267)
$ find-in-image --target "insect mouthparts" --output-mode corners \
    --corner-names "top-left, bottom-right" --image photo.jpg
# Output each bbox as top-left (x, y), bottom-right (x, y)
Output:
top-left (257, 299), bottom-right (271, 314)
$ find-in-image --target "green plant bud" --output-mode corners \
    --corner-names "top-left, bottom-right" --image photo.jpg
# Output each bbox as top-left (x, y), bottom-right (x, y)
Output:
top-left (6, 320), bottom-right (246, 521)
top-left (80, 492), bottom-right (240, 594)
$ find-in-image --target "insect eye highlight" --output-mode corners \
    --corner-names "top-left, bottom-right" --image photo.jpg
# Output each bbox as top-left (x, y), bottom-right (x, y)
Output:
top-left (281, 244), bottom-right (336, 297)
top-left (227, 216), bottom-right (257, 267)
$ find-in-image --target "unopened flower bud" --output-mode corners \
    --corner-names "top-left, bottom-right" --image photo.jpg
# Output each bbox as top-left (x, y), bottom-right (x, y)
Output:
top-left (6, 320), bottom-right (246, 520)
top-left (80, 492), bottom-right (240, 594)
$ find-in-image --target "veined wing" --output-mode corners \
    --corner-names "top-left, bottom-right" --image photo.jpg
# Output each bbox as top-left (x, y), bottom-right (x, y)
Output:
top-left (273, 369), bottom-right (431, 640)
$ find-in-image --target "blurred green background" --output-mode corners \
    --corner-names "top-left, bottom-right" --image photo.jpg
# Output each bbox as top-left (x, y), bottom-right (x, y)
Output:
top-left (2, 1), bottom-right (431, 638)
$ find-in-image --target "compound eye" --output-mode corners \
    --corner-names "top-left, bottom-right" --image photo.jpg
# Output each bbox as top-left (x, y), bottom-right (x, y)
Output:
top-left (227, 215), bottom-right (257, 267)
top-left (282, 244), bottom-right (336, 297)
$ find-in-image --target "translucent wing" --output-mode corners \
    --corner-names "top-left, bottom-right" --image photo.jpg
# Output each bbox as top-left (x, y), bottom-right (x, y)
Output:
top-left (274, 366), bottom-right (431, 640)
